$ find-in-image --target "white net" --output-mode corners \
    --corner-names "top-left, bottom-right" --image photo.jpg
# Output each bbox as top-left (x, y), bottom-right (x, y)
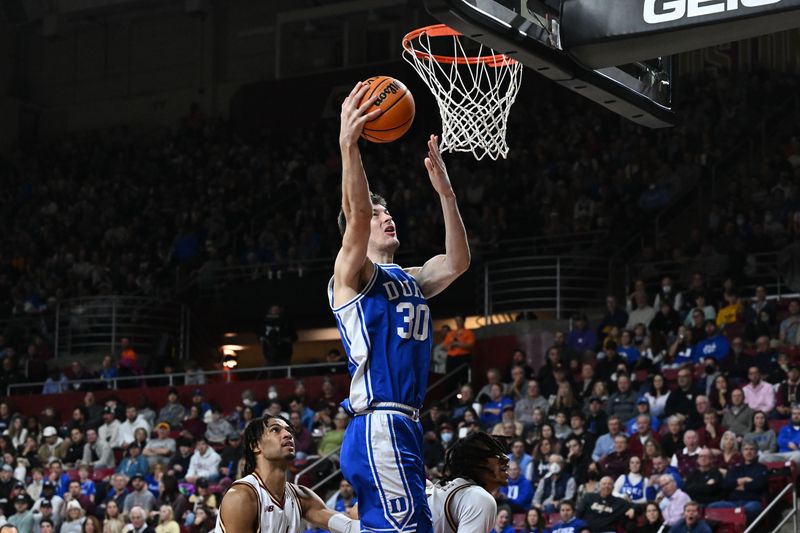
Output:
top-left (403, 26), bottom-right (523, 161)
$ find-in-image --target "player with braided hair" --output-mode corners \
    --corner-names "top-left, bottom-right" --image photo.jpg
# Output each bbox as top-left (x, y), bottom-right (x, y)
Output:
top-left (427, 432), bottom-right (511, 533)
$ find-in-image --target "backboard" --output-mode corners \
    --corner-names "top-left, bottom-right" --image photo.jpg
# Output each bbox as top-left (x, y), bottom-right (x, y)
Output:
top-left (425, 0), bottom-right (800, 128)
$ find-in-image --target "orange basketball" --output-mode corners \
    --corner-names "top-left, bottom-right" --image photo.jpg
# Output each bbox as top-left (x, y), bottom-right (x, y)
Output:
top-left (359, 76), bottom-right (415, 143)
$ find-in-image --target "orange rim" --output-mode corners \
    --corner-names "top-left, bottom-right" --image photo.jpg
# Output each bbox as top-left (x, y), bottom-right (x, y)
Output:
top-left (402, 23), bottom-right (516, 68)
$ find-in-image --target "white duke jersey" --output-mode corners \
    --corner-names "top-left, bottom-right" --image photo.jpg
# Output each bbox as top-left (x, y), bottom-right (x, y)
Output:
top-left (328, 263), bottom-right (432, 413)
top-left (214, 473), bottom-right (304, 533)
top-left (426, 478), bottom-right (496, 533)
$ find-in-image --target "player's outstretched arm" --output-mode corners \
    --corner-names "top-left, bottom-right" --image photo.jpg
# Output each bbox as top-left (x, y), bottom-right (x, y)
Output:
top-left (334, 82), bottom-right (383, 300)
top-left (407, 134), bottom-right (471, 298)
top-left (217, 484), bottom-right (258, 533)
top-left (296, 485), bottom-right (359, 533)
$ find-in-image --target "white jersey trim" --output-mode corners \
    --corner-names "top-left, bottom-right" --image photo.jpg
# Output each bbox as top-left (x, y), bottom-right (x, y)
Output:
top-left (328, 266), bottom-right (380, 312)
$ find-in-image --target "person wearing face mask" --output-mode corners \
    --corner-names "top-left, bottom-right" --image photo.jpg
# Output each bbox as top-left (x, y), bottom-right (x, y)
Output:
top-left (497, 460), bottom-right (533, 512)
top-left (654, 277), bottom-right (684, 313)
top-left (699, 356), bottom-right (721, 397)
top-left (532, 454), bottom-right (575, 513)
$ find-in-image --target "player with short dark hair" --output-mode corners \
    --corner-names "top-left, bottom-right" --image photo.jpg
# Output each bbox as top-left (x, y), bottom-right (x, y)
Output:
top-left (214, 416), bottom-right (356, 533)
top-left (331, 82), bottom-right (471, 533)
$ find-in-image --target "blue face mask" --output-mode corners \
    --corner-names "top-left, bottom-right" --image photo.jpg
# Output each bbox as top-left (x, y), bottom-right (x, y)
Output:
top-left (441, 432), bottom-right (453, 443)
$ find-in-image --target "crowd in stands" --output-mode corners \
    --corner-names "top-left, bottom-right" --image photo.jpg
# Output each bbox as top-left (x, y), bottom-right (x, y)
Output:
top-left (420, 273), bottom-right (800, 533)
top-left (0, 377), bottom-right (349, 533)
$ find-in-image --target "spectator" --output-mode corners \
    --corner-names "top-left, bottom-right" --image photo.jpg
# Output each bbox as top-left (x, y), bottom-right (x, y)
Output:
top-left (657, 474), bottom-right (691, 527)
top-left (576, 476), bottom-right (634, 531)
top-left (97, 356), bottom-right (118, 388)
top-left (31, 482), bottom-right (62, 526)
top-left (585, 396), bottom-right (608, 436)
top-left (489, 509), bottom-right (514, 533)
top-left (327, 479), bottom-right (357, 515)
top-left (612, 455), bottom-right (648, 505)
top-left (598, 296), bottom-right (629, 337)
top-left (706, 441), bottom-right (767, 522)
top-left (693, 322), bottom-right (730, 363)
top-left (155, 474), bottom-right (187, 523)
top-left (118, 408), bottom-right (150, 449)
top-left (721, 388), bottom-right (753, 437)
top-left (62, 480), bottom-right (93, 516)
top-left (204, 407), bottom-right (233, 446)
top-left (443, 315), bottom-right (475, 387)
top-left (742, 366), bottom-right (775, 413)
top-left (189, 391), bottom-right (211, 419)
top-left (668, 501), bottom-right (712, 533)
top-left (665, 368), bottom-right (700, 418)
top-left (7, 494), bottom-right (33, 533)
top-left (498, 460), bottom-right (533, 512)
top-left (506, 349), bottom-right (535, 381)
top-left (599, 435), bottom-right (632, 479)
top-left (180, 407), bottom-right (206, 442)
top-left (670, 430), bottom-right (700, 478)
top-left (548, 501), bottom-right (586, 533)
top-left (41, 371), bottom-right (69, 395)
top-left (156, 390), bottom-right (185, 430)
top-left (45, 461), bottom-right (69, 498)
top-left (646, 455), bottom-right (683, 501)
top-left (319, 413), bottom-right (348, 456)
top-left (716, 431), bottom-right (743, 474)
top-left (650, 301), bottom-right (682, 338)
top-left (644, 374), bottom-right (671, 419)
top-left (155, 505), bottom-right (179, 533)
top-left (607, 374), bottom-right (637, 423)
top-left (564, 436), bottom-right (591, 486)
top-left (115, 445), bottom-right (148, 480)
top-left (185, 438), bottom-right (220, 484)
top-left (628, 414), bottom-right (660, 457)
top-left (259, 304), bottom-right (297, 367)
top-left (59, 500), bottom-right (85, 533)
top-left (697, 411), bottom-right (723, 450)
top-left (531, 454), bottom-right (574, 513)
top-left (566, 313), bottom-right (596, 354)
top-left (123, 476), bottom-right (155, 516)
top-left (507, 438), bottom-right (532, 475)
top-left (779, 299), bottom-right (800, 345)
top-left (103, 501), bottom-right (125, 533)
top-left (123, 506), bottom-right (155, 533)
top-left (592, 416), bottom-right (624, 461)
top-left (683, 448), bottom-right (724, 505)
top-left (481, 384), bottom-right (513, 427)
top-left (743, 410), bottom-right (777, 455)
top-left (98, 407), bottom-right (121, 449)
top-left (575, 363), bottom-right (598, 403)
top-left (96, 475), bottom-right (127, 521)
top-left (142, 423), bottom-right (175, 468)
top-left (763, 404), bottom-right (800, 464)
top-left (639, 502), bottom-right (665, 533)
top-left (36, 428), bottom-right (62, 465)
top-left (452, 384), bottom-right (476, 421)
top-left (166, 439), bottom-right (194, 480)
top-left (775, 363), bottom-right (800, 419)
top-left (37, 518), bottom-right (55, 533)
top-left (506, 365), bottom-right (529, 402)
top-left (627, 293), bottom-right (656, 329)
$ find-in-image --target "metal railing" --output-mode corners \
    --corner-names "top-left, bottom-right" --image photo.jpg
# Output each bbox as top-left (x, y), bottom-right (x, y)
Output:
top-left (53, 295), bottom-right (188, 361)
top-left (295, 363), bottom-right (470, 492)
top-left (743, 480), bottom-right (797, 533)
top-left (481, 255), bottom-right (620, 322)
top-left (6, 362), bottom-right (347, 397)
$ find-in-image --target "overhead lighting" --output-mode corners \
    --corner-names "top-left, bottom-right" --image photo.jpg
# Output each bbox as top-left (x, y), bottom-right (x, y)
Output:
top-left (221, 344), bottom-right (244, 352)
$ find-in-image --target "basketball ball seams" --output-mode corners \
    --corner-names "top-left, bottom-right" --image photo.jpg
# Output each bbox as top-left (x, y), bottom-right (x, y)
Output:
top-left (363, 114), bottom-right (415, 133)
top-left (361, 131), bottom-right (391, 143)
top-left (366, 90), bottom-right (410, 126)
top-left (364, 77), bottom-right (390, 105)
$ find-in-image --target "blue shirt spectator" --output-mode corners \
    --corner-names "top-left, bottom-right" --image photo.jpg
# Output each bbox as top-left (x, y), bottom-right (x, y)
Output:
top-left (776, 415), bottom-right (800, 452)
top-left (693, 327), bottom-right (730, 363)
top-left (551, 517), bottom-right (588, 533)
top-left (499, 462), bottom-right (534, 511)
top-left (116, 447), bottom-right (150, 480)
top-left (481, 384), bottom-right (513, 427)
top-left (566, 314), bottom-right (597, 353)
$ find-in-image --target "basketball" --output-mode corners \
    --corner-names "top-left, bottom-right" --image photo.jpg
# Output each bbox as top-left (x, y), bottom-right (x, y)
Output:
top-left (358, 76), bottom-right (415, 143)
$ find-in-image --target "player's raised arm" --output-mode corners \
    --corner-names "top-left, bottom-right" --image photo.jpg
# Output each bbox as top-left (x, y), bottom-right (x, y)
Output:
top-left (408, 134), bottom-right (471, 298)
top-left (334, 82), bottom-right (383, 300)
top-left (216, 483), bottom-right (258, 533)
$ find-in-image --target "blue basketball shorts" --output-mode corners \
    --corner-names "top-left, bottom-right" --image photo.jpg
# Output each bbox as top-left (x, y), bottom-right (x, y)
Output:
top-left (340, 410), bottom-right (432, 533)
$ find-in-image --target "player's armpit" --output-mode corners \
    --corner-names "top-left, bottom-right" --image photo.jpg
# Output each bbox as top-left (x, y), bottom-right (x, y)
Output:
top-left (406, 253), bottom-right (468, 299)
top-left (217, 484), bottom-right (258, 533)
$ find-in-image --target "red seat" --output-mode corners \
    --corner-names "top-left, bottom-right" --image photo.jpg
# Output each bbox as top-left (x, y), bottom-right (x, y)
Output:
top-left (703, 507), bottom-right (746, 533)
top-left (91, 468), bottom-right (115, 482)
top-left (66, 469), bottom-right (80, 481)
top-left (545, 513), bottom-right (559, 527)
top-left (635, 369), bottom-right (649, 383)
top-left (663, 368), bottom-right (680, 381)
top-left (768, 419), bottom-right (787, 435)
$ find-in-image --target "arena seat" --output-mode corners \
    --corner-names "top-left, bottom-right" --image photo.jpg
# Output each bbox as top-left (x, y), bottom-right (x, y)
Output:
top-left (702, 507), bottom-right (746, 533)
top-left (768, 419), bottom-right (787, 435)
top-left (92, 467), bottom-right (115, 482)
top-left (545, 512), bottom-right (559, 526)
top-left (765, 460), bottom-right (797, 504)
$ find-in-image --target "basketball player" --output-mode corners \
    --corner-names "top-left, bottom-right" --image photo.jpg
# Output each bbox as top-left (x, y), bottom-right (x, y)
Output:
top-left (427, 432), bottom-right (510, 533)
top-left (331, 81), bottom-right (471, 533)
top-left (215, 416), bottom-right (356, 533)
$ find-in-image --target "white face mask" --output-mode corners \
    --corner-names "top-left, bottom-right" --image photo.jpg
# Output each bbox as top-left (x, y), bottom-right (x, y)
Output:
top-left (549, 463), bottom-right (561, 475)
top-left (662, 285), bottom-right (671, 293)
top-left (441, 432), bottom-right (453, 443)
top-left (267, 391), bottom-right (278, 400)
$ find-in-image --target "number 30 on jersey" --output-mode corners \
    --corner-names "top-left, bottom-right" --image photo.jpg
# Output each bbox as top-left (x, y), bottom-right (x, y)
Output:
top-left (396, 303), bottom-right (430, 341)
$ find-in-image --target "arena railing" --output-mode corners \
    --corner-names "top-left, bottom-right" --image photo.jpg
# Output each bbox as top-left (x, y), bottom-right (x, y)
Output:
top-left (5, 362), bottom-right (347, 397)
top-left (52, 295), bottom-right (189, 360)
top-left (480, 255), bottom-right (622, 323)
top-left (743, 479), bottom-right (797, 533)
top-left (294, 363), bottom-right (472, 492)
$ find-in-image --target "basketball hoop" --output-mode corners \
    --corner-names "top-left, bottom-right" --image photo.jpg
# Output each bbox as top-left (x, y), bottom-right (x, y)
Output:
top-left (402, 24), bottom-right (522, 161)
